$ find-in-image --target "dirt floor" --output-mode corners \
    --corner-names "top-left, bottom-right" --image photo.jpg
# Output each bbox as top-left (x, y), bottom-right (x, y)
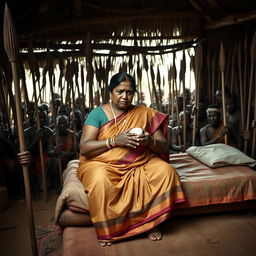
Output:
top-left (0, 194), bottom-right (256, 256)
top-left (0, 193), bottom-right (58, 256)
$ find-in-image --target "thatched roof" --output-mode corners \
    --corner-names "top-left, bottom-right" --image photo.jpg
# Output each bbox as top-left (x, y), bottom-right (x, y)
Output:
top-left (1, 0), bottom-right (256, 44)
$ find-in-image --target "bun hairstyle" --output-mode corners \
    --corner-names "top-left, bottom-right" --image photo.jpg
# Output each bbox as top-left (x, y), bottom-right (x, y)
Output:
top-left (108, 72), bottom-right (137, 92)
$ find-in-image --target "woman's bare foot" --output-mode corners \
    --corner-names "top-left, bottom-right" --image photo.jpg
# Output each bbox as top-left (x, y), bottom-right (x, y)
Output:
top-left (98, 241), bottom-right (113, 247)
top-left (147, 227), bottom-right (162, 241)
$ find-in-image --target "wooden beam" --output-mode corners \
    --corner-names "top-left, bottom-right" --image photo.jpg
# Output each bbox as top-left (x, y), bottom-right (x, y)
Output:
top-left (19, 41), bottom-right (196, 61)
top-left (19, 40), bottom-right (196, 53)
top-left (18, 10), bottom-right (208, 35)
top-left (18, 34), bottom-right (197, 42)
top-left (204, 9), bottom-right (256, 30)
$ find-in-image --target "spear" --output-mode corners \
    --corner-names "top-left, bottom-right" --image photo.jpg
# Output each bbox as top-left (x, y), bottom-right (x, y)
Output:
top-left (150, 64), bottom-right (160, 110)
top-left (46, 48), bottom-right (63, 188)
top-left (219, 42), bottom-right (228, 144)
top-left (85, 33), bottom-right (94, 110)
top-left (80, 64), bottom-right (86, 116)
top-left (157, 65), bottom-right (162, 109)
top-left (28, 44), bottom-right (47, 202)
top-left (211, 51), bottom-right (216, 104)
top-left (58, 56), bottom-right (64, 103)
top-left (143, 55), bottom-right (153, 105)
top-left (237, 41), bottom-right (245, 130)
top-left (3, 4), bottom-right (38, 255)
top-left (181, 50), bottom-right (187, 146)
top-left (245, 30), bottom-right (256, 153)
top-left (173, 52), bottom-right (181, 146)
top-left (192, 44), bottom-right (202, 145)
top-left (206, 48), bottom-right (211, 103)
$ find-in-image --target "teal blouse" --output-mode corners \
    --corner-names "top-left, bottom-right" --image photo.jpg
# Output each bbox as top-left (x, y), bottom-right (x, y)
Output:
top-left (84, 106), bottom-right (109, 128)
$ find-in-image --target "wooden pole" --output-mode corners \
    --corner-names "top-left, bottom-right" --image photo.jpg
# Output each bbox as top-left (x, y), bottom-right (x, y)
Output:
top-left (3, 4), bottom-right (38, 256)
top-left (219, 42), bottom-right (228, 144)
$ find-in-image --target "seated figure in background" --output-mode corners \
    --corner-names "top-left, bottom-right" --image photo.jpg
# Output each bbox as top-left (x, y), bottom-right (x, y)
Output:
top-left (200, 105), bottom-right (238, 147)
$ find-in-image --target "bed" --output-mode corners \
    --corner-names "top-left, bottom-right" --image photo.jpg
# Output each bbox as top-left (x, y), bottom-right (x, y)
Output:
top-left (55, 147), bottom-right (256, 255)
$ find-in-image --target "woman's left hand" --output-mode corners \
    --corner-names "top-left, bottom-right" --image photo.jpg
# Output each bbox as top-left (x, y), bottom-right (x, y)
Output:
top-left (137, 132), bottom-right (153, 147)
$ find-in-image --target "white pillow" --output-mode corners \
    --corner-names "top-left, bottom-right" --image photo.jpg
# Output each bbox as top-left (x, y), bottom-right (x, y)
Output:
top-left (186, 143), bottom-right (256, 168)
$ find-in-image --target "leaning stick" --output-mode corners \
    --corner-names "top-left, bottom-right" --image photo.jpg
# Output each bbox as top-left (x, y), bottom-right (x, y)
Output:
top-left (28, 44), bottom-right (47, 202)
top-left (219, 42), bottom-right (228, 144)
top-left (3, 4), bottom-right (38, 256)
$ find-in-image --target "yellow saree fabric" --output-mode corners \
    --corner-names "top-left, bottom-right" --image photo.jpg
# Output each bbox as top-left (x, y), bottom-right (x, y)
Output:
top-left (77, 105), bottom-right (186, 241)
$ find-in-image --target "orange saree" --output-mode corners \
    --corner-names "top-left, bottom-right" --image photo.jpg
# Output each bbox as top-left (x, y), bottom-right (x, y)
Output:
top-left (77, 105), bottom-right (186, 241)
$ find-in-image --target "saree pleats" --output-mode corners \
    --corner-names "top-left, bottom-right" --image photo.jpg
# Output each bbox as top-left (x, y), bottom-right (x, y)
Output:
top-left (77, 105), bottom-right (186, 241)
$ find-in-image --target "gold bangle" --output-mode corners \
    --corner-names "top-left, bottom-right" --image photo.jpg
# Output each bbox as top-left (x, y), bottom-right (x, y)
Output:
top-left (106, 138), bottom-right (111, 149)
top-left (109, 138), bottom-right (114, 148)
top-left (112, 137), bottom-right (116, 147)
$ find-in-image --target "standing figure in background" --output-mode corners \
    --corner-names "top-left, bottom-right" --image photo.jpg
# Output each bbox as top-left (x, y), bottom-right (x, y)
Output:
top-left (24, 108), bottom-right (53, 200)
top-left (47, 114), bottom-right (78, 194)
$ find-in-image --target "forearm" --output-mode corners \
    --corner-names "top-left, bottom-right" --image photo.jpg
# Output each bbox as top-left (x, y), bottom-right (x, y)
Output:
top-left (80, 139), bottom-right (109, 157)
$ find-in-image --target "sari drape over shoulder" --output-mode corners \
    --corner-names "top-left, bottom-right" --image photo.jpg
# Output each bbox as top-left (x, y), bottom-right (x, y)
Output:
top-left (77, 105), bottom-right (186, 241)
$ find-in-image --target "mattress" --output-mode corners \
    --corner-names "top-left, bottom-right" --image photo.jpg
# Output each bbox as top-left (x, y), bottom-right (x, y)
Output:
top-left (55, 153), bottom-right (256, 224)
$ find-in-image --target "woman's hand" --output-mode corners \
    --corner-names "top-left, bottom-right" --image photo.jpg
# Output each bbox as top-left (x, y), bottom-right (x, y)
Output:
top-left (137, 132), bottom-right (154, 147)
top-left (114, 130), bottom-right (140, 148)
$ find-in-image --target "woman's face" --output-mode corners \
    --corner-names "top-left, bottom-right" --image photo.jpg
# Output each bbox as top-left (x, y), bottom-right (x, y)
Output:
top-left (110, 80), bottom-right (135, 110)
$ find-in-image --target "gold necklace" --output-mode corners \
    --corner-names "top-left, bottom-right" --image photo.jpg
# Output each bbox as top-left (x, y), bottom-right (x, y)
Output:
top-left (109, 102), bottom-right (118, 129)
top-left (109, 102), bottom-right (131, 130)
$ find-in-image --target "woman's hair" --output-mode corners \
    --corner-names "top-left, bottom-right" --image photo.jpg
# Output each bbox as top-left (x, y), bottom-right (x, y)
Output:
top-left (108, 72), bottom-right (137, 92)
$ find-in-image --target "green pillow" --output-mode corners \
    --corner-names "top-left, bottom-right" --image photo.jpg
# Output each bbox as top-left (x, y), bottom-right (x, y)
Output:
top-left (186, 143), bottom-right (256, 168)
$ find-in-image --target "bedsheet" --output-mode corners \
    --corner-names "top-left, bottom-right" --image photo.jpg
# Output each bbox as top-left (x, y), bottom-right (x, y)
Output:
top-left (170, 153), bottom-right (256, 208)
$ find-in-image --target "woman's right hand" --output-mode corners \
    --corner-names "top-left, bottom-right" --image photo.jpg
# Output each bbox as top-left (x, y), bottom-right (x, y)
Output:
top-left (114, 130), bottom-right (140, 148)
